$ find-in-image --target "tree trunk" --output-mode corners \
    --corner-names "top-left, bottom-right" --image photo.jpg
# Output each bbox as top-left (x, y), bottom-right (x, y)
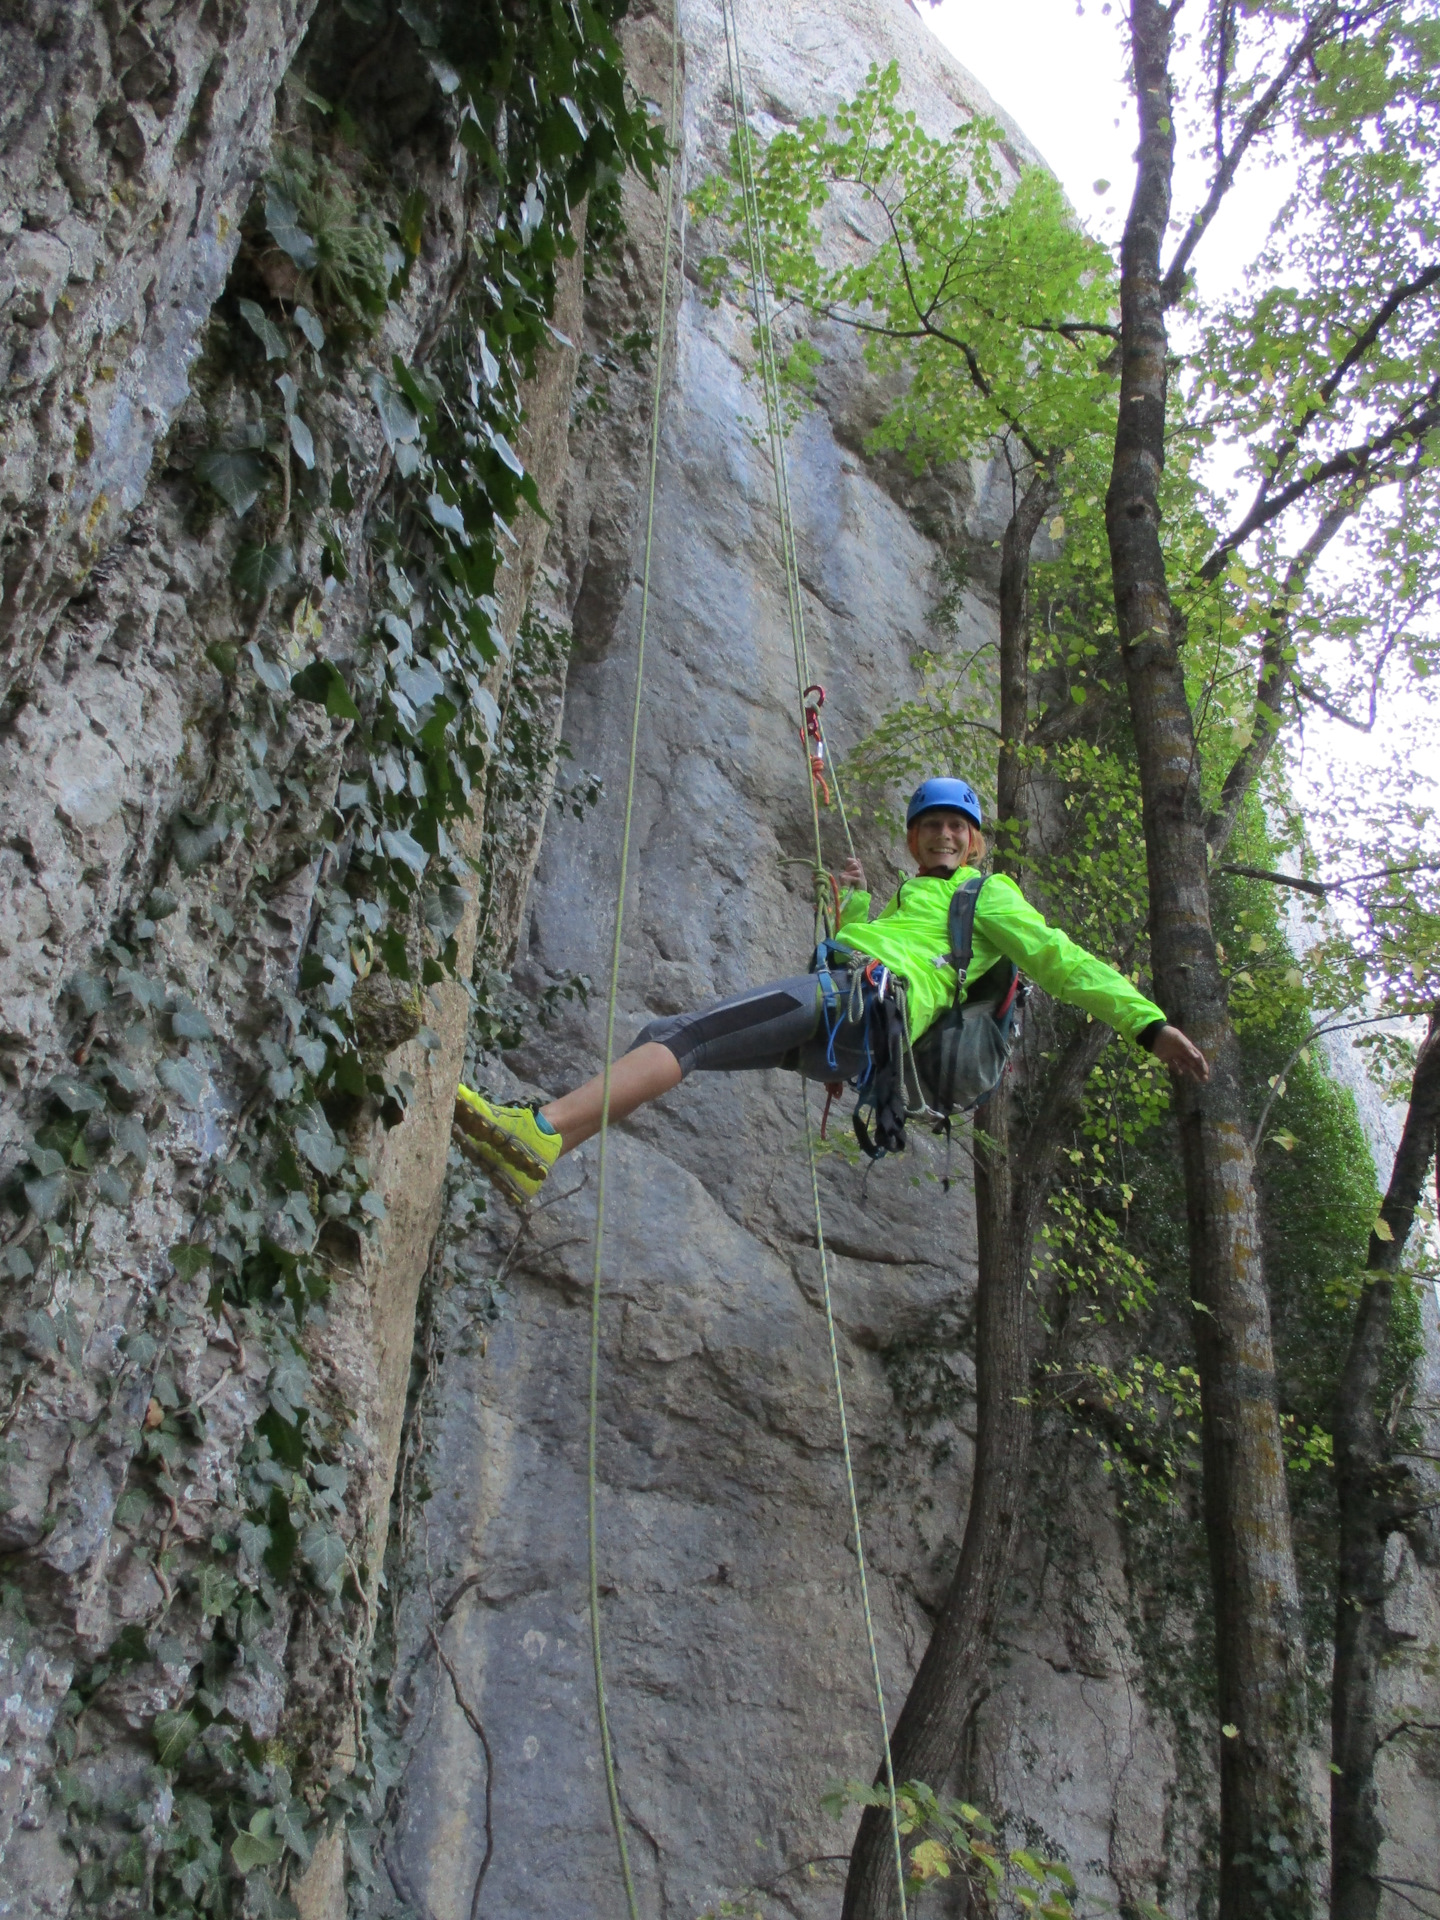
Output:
top-left (1330, 1010), bottom-right (1440, 1920)
top-left (1107, 5), bottom-right (1315, 1912)
top-left (843, 1020), bottom-right (1108, 1918)
top-left (841, 467), bottom-right (1069, 1918)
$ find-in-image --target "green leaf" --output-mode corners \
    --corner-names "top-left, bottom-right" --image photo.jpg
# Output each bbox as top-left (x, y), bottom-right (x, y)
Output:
top-left (488, 429), bottom-right (524, 476)
top-left (293, 1107), bottom-right (347, 1177)
top-left (426, 491), bottom-right (468, 540)
top-left (294, 304), bottom-right (325, 350)
top-left (168, 1234), bottom-right (206, 1283)
top-left (196, 1564), bottom-right (238, 1617)
top-left (263, 1485), bottom-right (301, 1574)
top-left (237, 298), bottom-right (289, 360)
top-left (153, 1703), bottom-right (211, 1768)
top-left (300, 1521), bottom-right (347, 1590)
top-left (290, 659), bottom-right (360, 721)
top-left (233, 541), bottom-right (296, 598)
top-left (231, 1828), bottom-right (284, 1872)
top-left (268, 1350), bottom-right (310, 1415)
top-left (95, 1165), bottom-right (132, 1207)
top-left (195, 449), bottom-right (270, 517)
top-left (22, 1173), bottom-right (65, 1221)
top-left (380, 827), bottom-right (429, 876)
top-left (274, 1800), bottom-right (312, 1863)
top-left (264, 187), bottom-right (319, 271)
top-left (367, 371), bottom-right (419, 448)
top-left (171, 809), bottom-right (229, 873)
top-left (48, 1074), bottom-right (105, 1114)
top-left (157, 1057), bottom-right (205, 1108)
top-left (170, 1007), bottom-right (214, 1042)
top-left (238, 1519), bottom-right (272, 1566)
top-left (288, 412), bottom-right (316, 470)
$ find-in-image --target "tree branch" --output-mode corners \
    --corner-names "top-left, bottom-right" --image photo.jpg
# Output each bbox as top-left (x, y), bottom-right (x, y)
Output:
top-left (1200, 392), bottom-right (1440, 581)
top-left (1205, 497), bottom-right (1353, 856)
top-left (1217, 863), bottom-right (1328, 898)
top-left (1162, 5), bottom-right (1340, 307)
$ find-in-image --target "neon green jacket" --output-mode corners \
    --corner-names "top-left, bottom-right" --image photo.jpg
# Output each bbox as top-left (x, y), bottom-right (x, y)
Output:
top-left (837, 867), bottom-right (1166, 1046)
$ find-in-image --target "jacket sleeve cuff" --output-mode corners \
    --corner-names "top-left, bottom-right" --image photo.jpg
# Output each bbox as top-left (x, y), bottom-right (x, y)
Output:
top-left (1135, 1017), bottom-right (1168, 1052)
top-left (838, 889), bottom-right (871, 924)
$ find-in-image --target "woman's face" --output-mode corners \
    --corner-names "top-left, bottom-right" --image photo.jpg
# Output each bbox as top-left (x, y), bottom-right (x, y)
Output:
top-left (909, 809), bottom-right (974, 873)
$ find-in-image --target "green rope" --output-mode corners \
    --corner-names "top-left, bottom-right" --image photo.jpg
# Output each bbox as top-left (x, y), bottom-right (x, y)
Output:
top-left (720, 5), bottom-right (909, 1911)
top-left (587, 18), bottom-right (680, 1918)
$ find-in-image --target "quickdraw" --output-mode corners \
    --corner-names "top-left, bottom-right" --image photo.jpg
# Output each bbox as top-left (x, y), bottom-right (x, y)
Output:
top-left (801, 682), bottom-right (831, 806)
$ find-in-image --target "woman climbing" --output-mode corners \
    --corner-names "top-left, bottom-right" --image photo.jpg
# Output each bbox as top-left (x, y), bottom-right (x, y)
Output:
top-left (453, 776), bottom-right (1210, 1204)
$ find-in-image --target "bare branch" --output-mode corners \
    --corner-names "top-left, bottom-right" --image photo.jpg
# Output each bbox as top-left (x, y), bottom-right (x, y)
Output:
top-left (1162, 4), bottom-right (1341, 307)
top-left (1217, 863), bottom-right (1328, 898)
top-left (1201, 391), bottom-right (1440, 581)
top-left (1205, 497), bottom-right (1353, 855)
top-left (1217, 860), bottom-right (1439, 897)
top-left (1224, 263), bottom-right (1440, 531)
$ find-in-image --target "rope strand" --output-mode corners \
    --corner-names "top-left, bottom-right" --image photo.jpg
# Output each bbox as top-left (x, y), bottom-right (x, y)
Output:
top-left (720, 5), bottom-right (909, 1910)
top-left (587, 16), bottom-right (681, 1917)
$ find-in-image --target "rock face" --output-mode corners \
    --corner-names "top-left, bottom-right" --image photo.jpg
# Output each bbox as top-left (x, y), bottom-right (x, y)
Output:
top-left (371, 4), bottom-right (1209, 1918)
top-left (3, 0), bottom-right (1437, 1917)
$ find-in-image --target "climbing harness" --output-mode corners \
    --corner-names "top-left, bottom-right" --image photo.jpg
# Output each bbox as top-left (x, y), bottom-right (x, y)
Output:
top-left (719, 1), bottom-right (910, 1909)
top-left (584, 15), bottom-right (681, 1918)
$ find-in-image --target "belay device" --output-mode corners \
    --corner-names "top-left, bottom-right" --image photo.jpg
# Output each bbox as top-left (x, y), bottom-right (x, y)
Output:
top-left (912, 875), bottom-right (1026, 1115)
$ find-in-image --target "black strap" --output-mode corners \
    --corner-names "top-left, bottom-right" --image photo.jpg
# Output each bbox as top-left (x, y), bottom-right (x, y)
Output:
top-left (946, 876), bottom-right (986, 997)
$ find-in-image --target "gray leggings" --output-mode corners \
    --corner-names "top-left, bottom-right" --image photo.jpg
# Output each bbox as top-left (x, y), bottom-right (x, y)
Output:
top-left (628, 969), bottom-right (871, 1082)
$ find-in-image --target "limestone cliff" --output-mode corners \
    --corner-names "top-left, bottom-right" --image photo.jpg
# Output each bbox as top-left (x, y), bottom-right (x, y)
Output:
top-left (2, 1), bottom-right (1436, 1919)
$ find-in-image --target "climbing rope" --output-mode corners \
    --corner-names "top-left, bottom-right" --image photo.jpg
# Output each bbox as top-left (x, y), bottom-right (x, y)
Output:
top-left (586, 15), bottom-right (681, 1918)
top-left (719, 4), bottom-right (911, 1911)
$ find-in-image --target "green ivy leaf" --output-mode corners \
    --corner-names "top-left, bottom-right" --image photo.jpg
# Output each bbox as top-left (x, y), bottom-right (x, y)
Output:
top-left (238, 1519), bottom-right (272, 1567)
top-left (157, 1057), bottom-right (205, 1108)
top-left (367, 371), bottom-right (419, 447)
top-left (263, 1486), bottom-right (301, 1577)
top-left (112, 1113), bottom-right (149, 1166)
top-left (231, 1828), bottom-right (284, 1873)
top-left (300, 1521), bottom-right (346, 1591)
top-left (171, 809), bottom-right (230, 873)
top-left (196, 1564), bottom-right (238, 1617)
top-left (264, 187), bottom-right (319, 271)
top-left (380, 827), bottom-right (429, 875)
top-left (246, 642), bottom-right (293, 694)
top-left (267, 1350), bottom-right (310, 1417)
top-left (293, 1107), bottom-right (347, 1177)
top-left (195, 449), bottom-right (270, 517)
top-left (170, 1007), bottom-right (214, 1042)
top-left (233, 542), bottom-right (296, 599)
top-left (294, 303), bottom-right (325, 350)
top-left (288, 413), bottom-right (316, 470)
top-left (426, 492), bottom-right (467, 540)
top-left (273, 1800), bottom-right (312, 1863)
top-left (237, 298), bottom-right (289, 361)
top-left (153, 1703), bottom-right (211, 1768)
top-left (48, 1075), bottom-right (105, 1114)
top-left (22, 1173), bottom-right (65, 1222)
top-left (290, 659), bottom-right (360, 721)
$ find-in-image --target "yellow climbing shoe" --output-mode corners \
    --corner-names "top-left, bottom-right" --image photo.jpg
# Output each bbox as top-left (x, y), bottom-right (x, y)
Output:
top-left (452, 1085), bottom-right (562, 1204)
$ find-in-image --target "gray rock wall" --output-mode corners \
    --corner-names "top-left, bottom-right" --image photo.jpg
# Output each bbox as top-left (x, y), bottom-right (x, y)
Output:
top-left (0, 2), bottom-right (585, 1910)
top-left (375, 6), bottom-right (1198, 1918)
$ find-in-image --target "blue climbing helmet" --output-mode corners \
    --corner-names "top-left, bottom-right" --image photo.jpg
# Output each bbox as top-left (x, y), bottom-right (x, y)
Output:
top-left (906, 777), bottom-right (983, 830)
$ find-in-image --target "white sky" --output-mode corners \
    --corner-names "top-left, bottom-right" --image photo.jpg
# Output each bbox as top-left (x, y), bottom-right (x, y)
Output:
top-left (919, 0), bottom-right (1437, 865)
